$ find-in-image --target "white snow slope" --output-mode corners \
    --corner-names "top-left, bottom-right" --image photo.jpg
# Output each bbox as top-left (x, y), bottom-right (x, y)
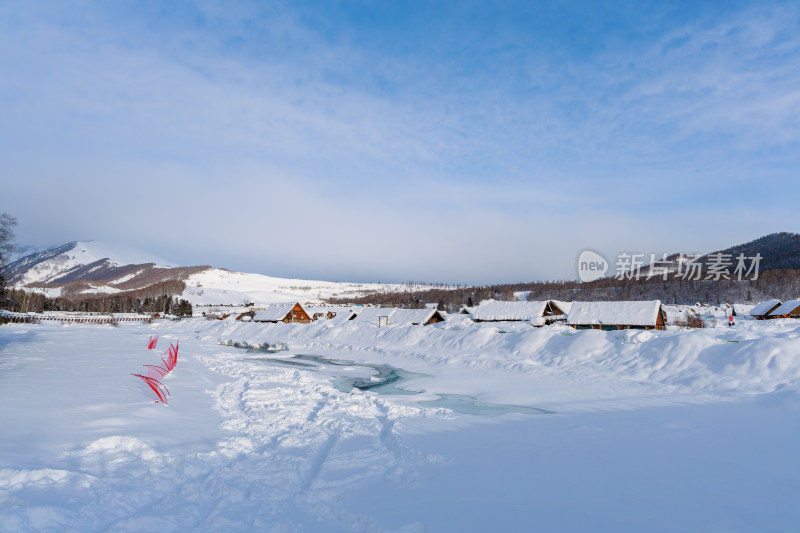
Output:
top-left (2, 317), bottom-right (800, 531)
top-left (182, 268), bottom-right (431, 306)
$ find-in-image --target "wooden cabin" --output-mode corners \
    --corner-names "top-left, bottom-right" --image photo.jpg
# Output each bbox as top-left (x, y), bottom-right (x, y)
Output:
top-left (391, 308), bottom-right (446, 326)
top-left (567, 300), bottom-right (666, 331)
top-left (750, 299), bottom-right (782, 320)
top-left (253, 302), bottom-right (312, 324)
top-left (768, 299), bottom-right (800, 319)
top-left (305, 306), bottom-right (357, 321)
top-left (547, 300), bottom-right (572, 322)
top-left (327, 309), bottom-right (358, 323)
top-left (351, 307), bottom-right (397, 326)
top-left (472, 300), bottom-right (559, 326)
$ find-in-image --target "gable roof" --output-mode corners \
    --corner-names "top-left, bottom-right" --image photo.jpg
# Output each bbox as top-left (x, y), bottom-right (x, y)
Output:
top-left (472, 300), bottom-right (549, 325)
top-left (253, 303), bottom-right (301, 322)
top-left (304, 306), bottom-right (355, 319)
top-left (769, 299), bottom-right (800, 316)
top-left (549, 300), bottom-right (573, 315)
top-left (567, 300), bottom-right (664, 327)
top-left (750, 299), bottom-right (782, 317)
top-left (391, 308), bottom-right (445, 326)
top-left (351, 307), bottom-right (397, 324)
top-left (327, 309), bottom-right (358, 323)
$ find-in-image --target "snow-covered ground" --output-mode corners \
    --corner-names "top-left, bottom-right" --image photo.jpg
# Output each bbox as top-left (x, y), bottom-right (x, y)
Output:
top-left (2, 317), bottom-right (800, 531)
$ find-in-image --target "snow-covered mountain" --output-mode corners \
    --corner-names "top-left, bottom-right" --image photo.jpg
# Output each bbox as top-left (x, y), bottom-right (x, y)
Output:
top-left (5, 241), bottom-right (175, 287)
top-left (5, 241), bottom-right (427, 305)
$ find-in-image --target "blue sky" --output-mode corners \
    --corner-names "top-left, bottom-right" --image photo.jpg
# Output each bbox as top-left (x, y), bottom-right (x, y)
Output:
top-left (2, 0), bottom-right (799, 283)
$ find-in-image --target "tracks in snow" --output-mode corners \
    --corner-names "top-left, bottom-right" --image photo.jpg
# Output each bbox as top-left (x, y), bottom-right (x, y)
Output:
top-left (192, 350), bottom-right (447, 529)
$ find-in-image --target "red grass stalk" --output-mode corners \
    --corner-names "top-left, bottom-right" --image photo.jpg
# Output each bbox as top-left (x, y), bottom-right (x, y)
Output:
top-left (131, 373), bottom-right (170, 404)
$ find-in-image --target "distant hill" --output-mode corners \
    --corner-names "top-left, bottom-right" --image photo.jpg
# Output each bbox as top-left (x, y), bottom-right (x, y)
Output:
top-left (707, 232), bottom-right (800, 271)
top-left (4, 241), bottom-right (177, 287)
top-left (631, 232), bottom-right (800, 279)
top-left (3, 240), bottom-right (205, 302)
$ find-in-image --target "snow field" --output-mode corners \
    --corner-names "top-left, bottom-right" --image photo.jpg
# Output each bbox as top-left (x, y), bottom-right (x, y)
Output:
top-left (0, 322), bottom-right (448, 531)
top-left (2, 317), bottom-right (800, 531)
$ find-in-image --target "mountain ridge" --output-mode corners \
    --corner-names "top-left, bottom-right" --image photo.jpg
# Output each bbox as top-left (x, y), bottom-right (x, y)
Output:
top-left (709, 232), bottom-right (800, 271)
top-left (5, 240), bottom-right (177, 287)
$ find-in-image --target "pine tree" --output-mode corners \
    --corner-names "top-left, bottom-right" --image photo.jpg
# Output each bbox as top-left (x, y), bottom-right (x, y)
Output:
top-left (176, 299), bottom-right (193, 317)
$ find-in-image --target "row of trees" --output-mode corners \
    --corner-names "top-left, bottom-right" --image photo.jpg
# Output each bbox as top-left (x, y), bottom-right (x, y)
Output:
top-left (4, 287), bottom-right (193, 316)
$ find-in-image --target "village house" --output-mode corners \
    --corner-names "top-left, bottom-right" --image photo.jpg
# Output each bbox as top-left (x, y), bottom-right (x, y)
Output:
top-left (750, 299), bottom-right (782, 320)
top-left (548, 300), bottom-right (572, 321)
top-left (350, 306), bottom-right (397, 326)
top-left (472, 299), bottom-right (562, 326)
top-left (390, 308), bottom-right (446, 326)
top-left (768, 299), bottom-right (800, 319)
top-left (567, 300), bottom-right (666, 331)
top-left (304, 306), bottom-right (357, 321)
top-left (326, 309), bottom-right (358, 324)
top-left (252, 302), bottom-right (312, 324)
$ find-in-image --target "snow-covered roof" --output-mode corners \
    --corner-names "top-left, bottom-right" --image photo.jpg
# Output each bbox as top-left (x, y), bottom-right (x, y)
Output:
top-left (253, 303), bottom-right (297, 322)
top-left (304, 306), bottom-right (355, 319)
top-left (327, 309), bottom-right (358, 323)
top-left (351, 307), bottom-right (397, 324)
top-left (472, 300), bottom-right (549, 323)
top-left (567, 300), bottom-right (664, 327)
top-left (458, 306), bottom-right (476, 315)
top-left (391, 308), bottom-right (444, 326)
top-left (549, 300), bottom-right (573, 315)
top-left (769, 299), bottom-right (800, 316)
top-left (750, 299), bottom-right (782, 317)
